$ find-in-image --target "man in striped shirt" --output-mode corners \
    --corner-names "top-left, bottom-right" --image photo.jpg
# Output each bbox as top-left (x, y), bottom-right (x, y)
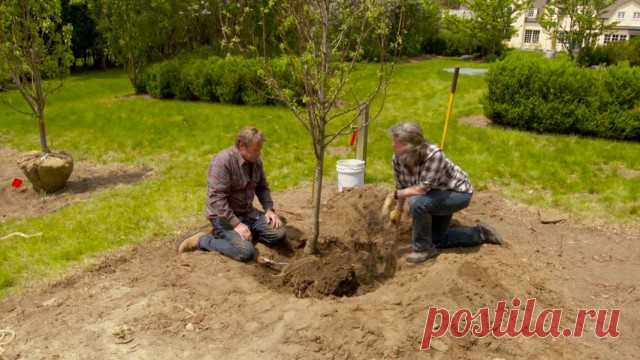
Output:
top-left (386, 122), bottom-right (503, 263)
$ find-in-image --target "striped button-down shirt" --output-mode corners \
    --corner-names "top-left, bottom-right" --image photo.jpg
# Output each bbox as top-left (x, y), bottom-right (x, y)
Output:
top-left (392, 144), bottom-right (473, 193)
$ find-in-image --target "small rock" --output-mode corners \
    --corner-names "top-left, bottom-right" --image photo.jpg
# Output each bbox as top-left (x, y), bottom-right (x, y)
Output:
top-left (185, 323), bottom-right (195, 331)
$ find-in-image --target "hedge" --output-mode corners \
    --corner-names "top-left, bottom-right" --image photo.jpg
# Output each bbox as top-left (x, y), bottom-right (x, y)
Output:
top-left (483, 52), bottom-right (640, 141)
top-left (578, 38), bottom-right (640, 67)
top-left (141, 55), bottom-right (303, 106)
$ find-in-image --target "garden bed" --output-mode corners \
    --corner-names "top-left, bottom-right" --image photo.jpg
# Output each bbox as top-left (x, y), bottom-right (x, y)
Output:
top-left (0, 148), bottom-right (153, 222)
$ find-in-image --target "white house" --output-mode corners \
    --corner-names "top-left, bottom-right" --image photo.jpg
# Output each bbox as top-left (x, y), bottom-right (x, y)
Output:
top-left (448, 0), bottom-right (640, 52)
top-left (508, 0), bottom-right (640, 51)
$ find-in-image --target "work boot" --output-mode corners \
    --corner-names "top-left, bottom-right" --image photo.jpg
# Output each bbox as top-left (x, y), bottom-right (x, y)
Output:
top-left (177, 231), bottom-right (206, 253)
top-left (406, 248), bottom-right (439, 264)
top-left (478, 223), bottom-right (503, 245)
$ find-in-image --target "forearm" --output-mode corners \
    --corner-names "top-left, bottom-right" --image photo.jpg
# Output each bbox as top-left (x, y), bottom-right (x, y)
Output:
top-left (396, 185), bottom-right (427, 200)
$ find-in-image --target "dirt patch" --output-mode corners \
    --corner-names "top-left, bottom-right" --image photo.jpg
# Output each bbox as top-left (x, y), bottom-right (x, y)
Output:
top-left (619, 166), bottom-right (640, 179)
top-left (251, 186), bottom-right (402, 298)
top-left (0, 148), bottom-right (153, 222)
top-left (117, 94), bottom-right (154, 101)
top-left (0, 184), bottom-right (639, 359)
top-left (459, 114), bottom-right (492, 128)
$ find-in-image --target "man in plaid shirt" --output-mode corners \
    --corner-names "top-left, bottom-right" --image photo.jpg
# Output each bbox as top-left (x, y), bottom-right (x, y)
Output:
top-left (385, 122), bottom-right (503, 263)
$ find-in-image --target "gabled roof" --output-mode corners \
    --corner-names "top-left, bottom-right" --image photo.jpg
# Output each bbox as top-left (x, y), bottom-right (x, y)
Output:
top-left (602, 0), bottom-right (640, 18)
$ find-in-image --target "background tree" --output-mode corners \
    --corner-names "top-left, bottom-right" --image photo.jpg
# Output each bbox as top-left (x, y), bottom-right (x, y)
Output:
top-left (540, 0), bottom-right (616, 60)
top-left (91, 0), bottom-right (177, 92)
top-left (0, 0), bottom-right (74, 153)
top-left (61, 0), bottom-right (101, 69)
top-left (445, 0), bottom-right (530, 56)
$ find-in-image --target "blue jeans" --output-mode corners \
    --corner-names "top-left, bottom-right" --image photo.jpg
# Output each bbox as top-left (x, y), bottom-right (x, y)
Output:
top-left (198, 213), bottom-right (287, 262)
top-left (408, 190), bottom-right (482, 252)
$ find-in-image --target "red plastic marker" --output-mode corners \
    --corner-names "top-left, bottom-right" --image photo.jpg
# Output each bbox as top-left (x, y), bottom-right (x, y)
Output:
top-left (11, 178), bottom-right (23, 189)
top-left (350, 129), bottom-right (359, 146)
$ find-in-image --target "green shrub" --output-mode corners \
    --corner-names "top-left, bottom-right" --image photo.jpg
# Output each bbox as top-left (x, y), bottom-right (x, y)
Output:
top-left (214, 56), bottom-right (244, 104)
top-left (484, 52), bottom-right (640, 141)
top-left (140, 54), bottom-right (304, 106)
top-left (578, 39), bottom-right (640, 67)
top-left (192, 57), bottom-right (223, 102)
top-left (144, 60), bottom-right (181, 98)
top-left (238, 58), bottom-right (268, 105)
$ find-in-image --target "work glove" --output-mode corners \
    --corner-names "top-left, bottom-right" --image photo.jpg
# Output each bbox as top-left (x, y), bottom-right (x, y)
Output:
top-left (381, 192), bottom-right (395, 218)
top-left (389, 208), bottom-right (401, 225)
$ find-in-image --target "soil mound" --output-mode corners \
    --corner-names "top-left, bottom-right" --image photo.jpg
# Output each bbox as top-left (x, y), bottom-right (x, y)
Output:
top-left (255, 185), bottom-right (407, 298)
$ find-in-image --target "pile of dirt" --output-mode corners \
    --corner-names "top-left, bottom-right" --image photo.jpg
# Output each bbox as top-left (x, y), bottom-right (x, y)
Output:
top-left (1, 183), bottom-right (639, 359)
top-left (279, 253), bottom-right (359, 297)
top-left (0, 148), bottom-right (153, 222)
top-left (253, 185), bottom-right (406, 298)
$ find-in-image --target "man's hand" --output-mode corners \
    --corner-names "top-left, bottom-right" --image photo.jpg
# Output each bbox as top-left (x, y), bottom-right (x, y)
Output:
top-left (234, 223), bottom-right (252, 241)
top-left (265, 209), bottom-right (283, 229)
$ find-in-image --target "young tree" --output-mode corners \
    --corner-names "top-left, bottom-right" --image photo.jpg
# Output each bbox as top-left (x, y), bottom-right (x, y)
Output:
top-left (441, 0), bottom-right (527, 57)
top-left (464, 0), bottom-right (529, 57)
top-left (540, 0), bottom-right (616, 60)
top-left (0, 0), bottom-right (74, 154)
top-left (226, 0), bottom-right (402, 254)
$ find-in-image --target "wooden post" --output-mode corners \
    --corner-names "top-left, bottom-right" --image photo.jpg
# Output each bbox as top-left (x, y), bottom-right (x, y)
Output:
top-left (356, 103), bottom-right (369, 169)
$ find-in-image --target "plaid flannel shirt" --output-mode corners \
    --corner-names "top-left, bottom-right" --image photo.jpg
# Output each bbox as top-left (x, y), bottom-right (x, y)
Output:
top-left (392, 144), bottom-right (473, 193)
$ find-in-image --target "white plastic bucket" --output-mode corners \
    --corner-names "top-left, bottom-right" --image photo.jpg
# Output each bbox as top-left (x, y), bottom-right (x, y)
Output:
top-left (336, 159), bottom-right (365, 192)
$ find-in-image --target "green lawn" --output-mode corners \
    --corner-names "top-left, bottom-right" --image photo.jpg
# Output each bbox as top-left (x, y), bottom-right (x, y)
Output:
top-left (0, 59), bottom-right (638, 297)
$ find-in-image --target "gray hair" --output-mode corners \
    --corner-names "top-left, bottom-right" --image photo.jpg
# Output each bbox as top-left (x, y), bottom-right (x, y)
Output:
top-left (389, 122), bottom-right (429, 168)
top-left (236, 126), bottom-right (265, 147)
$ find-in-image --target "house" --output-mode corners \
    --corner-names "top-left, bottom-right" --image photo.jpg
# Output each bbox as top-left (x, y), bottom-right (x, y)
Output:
top-left (508, 0), bottom-right (640, 51)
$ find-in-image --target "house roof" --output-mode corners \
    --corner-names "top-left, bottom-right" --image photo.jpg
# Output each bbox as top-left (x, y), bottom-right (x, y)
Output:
top-left (602, 0), bottom-right (640, 18)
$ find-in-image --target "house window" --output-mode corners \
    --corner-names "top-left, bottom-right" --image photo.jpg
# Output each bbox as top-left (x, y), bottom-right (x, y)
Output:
top-left (604, 33), bottom-right (628, 43)
top-left (617, 11), bottom-right (625, 19)
top-left (524, 29), bottom-right (540, 43)
top-left (526, 8), bottom-right (537, 17)
top-left (634, 12), bottom-right (640, 19)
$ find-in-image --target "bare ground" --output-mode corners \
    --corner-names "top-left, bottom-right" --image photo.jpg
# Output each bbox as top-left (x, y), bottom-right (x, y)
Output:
top-left (0, 148), bottom-right (153, 223)
top-left (0, 184), bottom-right (638, 359)
top-left (459, 115), bottom-right (492, 128)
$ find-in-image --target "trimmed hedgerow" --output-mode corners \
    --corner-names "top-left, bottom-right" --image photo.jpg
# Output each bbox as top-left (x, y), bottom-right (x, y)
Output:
top-left (141, 55), bottom-right (303, 106)
top-left (484, 52), bottom-right (640, 141)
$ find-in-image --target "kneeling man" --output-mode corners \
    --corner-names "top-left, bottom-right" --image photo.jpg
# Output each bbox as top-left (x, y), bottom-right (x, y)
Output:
top-left (177, 126), bottom-right (286, 261)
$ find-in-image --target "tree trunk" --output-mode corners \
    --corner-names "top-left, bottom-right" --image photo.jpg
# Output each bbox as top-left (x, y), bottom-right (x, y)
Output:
top-left (304, 152), bottom-right (324, 255)
top-left (37, 110), bottom-right (50, 154)
top-left (33, 70), bottom-right (50, 154)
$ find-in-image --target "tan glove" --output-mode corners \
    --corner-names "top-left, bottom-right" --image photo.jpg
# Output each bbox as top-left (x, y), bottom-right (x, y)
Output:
top-left (381, 192), bottom-right (395, 218)
top-left (389, 208), bottom-right (401, 225)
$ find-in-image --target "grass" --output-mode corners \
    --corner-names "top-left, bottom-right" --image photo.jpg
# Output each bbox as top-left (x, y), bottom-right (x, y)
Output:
top-left (0, 59), bottom-right (638, 297)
